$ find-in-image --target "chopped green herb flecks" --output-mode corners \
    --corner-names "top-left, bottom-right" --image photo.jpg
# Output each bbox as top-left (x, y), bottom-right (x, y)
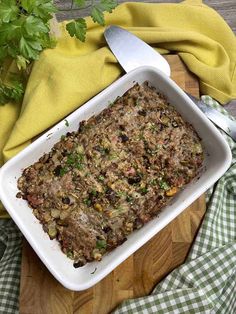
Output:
top-left (96, 239), bottom-right (107, 249)
top-left (91, 189), bottom-right (98, 196)
top-left (139, 132), bottom-right (145, 140)
top-left (66, 154), bottom-right (76, 165)
top-left (116, 191), bottom-right (126, 197)
top-left (95, 146), bottom-right (110, 155)
top-left (59, 167), bottom-right (68, 176)
top-left (67, 251), bottom-right (74, 259)
top-left (65, 119), bottom-right (69, 127)
top-left (66, 152), bottom-right (85, 170)
top-left (159, 180), bottom-right (170, 190)
top-left (150, 179), bottom-right (158, 186)
top-left (76, 163), bottom-right (83, 170)
top-left (83, 198), bottom-right (91, 206)
top-left (98, 175), bottom-right (105, 181)
top-left (126, 195), bottom-right (133, 203)
top-left (139, 187), bottom-right (148, 195)
top-left (151, 125), bottom-right (158, 132)
top-left (61, 135), bottom-right (66, 140)
top-left (109, 153), bottom-right (118, 160)
top-left (101, 147), bottom-right (110, 155)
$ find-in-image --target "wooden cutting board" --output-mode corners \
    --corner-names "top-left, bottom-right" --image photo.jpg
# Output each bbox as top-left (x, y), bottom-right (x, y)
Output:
top-left (19, 55), bottom-right (206, 314)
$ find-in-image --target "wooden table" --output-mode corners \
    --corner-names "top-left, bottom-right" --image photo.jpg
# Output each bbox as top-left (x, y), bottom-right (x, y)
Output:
top-left (55, 0), bottom-right (236, 34)
top-left (19, 55), bottom-right (206, 314)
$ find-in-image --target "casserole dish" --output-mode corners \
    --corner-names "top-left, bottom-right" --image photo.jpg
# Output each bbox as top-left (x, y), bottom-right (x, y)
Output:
top-left (0, 66), bottom-right (231, 290)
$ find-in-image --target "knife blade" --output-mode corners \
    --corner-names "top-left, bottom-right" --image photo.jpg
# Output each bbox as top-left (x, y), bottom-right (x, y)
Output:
top-left (104, 25), bottom-right (171, 76)
top-left (104, 25), bottom-right (236, 141)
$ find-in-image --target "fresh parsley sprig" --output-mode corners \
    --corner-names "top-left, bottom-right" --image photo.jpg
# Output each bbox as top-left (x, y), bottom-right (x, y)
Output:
top-left (0, 0), bottom-right (117, 105)
top-left (66, 0), bottom-right (117, 41)
top-left (0, 0), bottom-right (57, 105)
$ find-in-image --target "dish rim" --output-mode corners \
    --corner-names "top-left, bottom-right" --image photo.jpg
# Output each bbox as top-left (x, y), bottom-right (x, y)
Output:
top-left (0, 65), bottom-right (232, 290)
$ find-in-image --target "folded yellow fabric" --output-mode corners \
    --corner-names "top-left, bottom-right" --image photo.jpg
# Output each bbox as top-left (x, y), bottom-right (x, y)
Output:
top-left (0, 0), bottom-right (236, 217)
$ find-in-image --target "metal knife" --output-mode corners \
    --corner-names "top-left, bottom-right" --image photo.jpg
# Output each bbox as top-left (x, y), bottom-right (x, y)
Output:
top-left (104, 25), bottom-right (236, 141)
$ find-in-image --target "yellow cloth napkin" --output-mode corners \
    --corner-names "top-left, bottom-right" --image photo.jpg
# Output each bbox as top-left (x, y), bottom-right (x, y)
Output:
top-left (0, 0), bottom-right (236, 217)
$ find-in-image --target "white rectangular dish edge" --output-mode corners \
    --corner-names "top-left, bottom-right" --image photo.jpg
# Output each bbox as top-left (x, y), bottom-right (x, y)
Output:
top-left (0, 66), bottom-right (232, 290)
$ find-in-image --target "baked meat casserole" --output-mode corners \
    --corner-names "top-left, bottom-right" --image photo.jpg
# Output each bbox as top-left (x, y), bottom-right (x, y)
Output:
top-left (17, 83), bottom-right (204, 267)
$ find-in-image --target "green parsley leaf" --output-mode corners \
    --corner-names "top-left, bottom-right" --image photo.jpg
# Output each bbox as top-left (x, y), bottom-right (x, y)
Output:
top-left (96, 239), bottom-right (107, 249)
top-left (66, 18), bottom-right (87, 42)
top-left (0, 0), bottom-right (117, 106)
top-left (0, 81), bottom-right (24, 105)
top-left (65, 119), bottom-right (69, 127)
top-left (7, 44), bottom-right (19, 58)
top-left (24, 16), bottom-right (49, 36)
top-left (19, 36), bottom-right (42, 60)
top-left (0, 1), bottom-right (18, 23)
top-left (16, 55), bottom-right (30, 70)
top-left (32, 0), bottom-right (57, 21)
top-left (98, 0), bottom-right (117, 13)
top-left (40, 33), bottom-right (57, 49)
top-left (21, 0), bottom-right (35, 12)
top-left (0, 45), bottom-right (8, 62)
top-left (91, 6), bottom-right (105, 26)
top-left (90, 0), bottom-right (118, 26)
top-left (0, 23), bottom-right (17, 45)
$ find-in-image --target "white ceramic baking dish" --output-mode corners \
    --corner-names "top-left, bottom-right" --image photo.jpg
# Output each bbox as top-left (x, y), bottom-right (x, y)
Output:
top-left (0, 66), bottom-right (232, 291)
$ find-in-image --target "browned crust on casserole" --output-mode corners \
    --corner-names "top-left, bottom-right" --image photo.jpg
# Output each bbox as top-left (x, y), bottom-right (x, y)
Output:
top-left (17, 83), bottom-right (204, 267)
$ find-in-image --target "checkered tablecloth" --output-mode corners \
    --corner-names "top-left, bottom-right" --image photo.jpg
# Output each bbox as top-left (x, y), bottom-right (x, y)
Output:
top-left (0, 219), bottom-right (22, 313)
top-left (0, 97), bottom-right (235, 314)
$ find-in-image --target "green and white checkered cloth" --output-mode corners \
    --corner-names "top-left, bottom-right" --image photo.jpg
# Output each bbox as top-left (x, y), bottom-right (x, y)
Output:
top-left (0, 97), bottom-right (235, 313)
top-left (114, 96), bottom-right (236, 314)
top-left (0, 220), bottom-right (22, 313)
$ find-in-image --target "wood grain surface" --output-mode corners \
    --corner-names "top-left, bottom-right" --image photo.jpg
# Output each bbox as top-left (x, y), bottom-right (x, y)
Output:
top-left (54, 0), bottom-right (236, 34)
top-left (19, 55), bottom-right (206, 314)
